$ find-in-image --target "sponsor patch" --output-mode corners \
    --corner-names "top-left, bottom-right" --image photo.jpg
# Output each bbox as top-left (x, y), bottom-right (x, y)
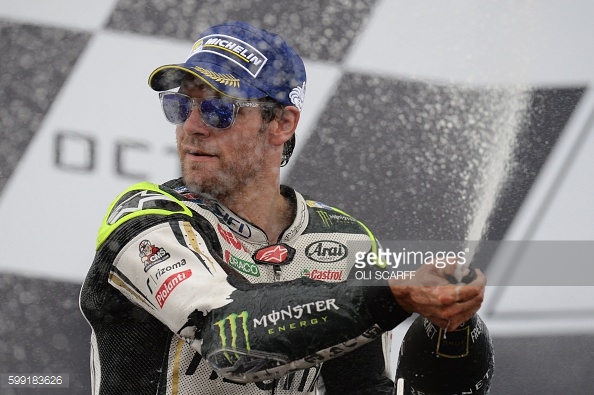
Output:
top-left (213, 311), bottom-right (251, 353)
top-left (108, 190), bottom-right (184, 225)
top-left (304, 240), bottom-right (348, 263)
top-left (151, 259), bottom-right (187, 282)
top-left (289, 81), bottom-right (306, 111)
top-left (253, 244), bottom-right (296, 266)
top-left (315, 210), bottom-right (358, 227)
top-left (209, 201), bottom-right (253, 239)
top-left (189, 34), bottom-right (268, 78)
top-left (252, 299), bottom-right (339, 335)
top-left (224, 251), bottom-right (260, 277)
top-left (301, 269), bottom-right (344, 281)
top-left (156, 269), bottom-right (192, 308)
top-left (217, 223), bottom-right (248, 252)
top-left (139, 239), bottom-right (171, 272)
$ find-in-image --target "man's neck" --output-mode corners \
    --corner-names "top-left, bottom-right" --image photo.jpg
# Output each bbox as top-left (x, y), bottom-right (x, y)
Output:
top-left (218, 181), bottom-right (295, 244)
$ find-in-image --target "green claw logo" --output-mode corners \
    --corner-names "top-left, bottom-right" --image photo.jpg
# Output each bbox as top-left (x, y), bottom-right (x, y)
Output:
top-left (214, 311), bottom-right (251, 361)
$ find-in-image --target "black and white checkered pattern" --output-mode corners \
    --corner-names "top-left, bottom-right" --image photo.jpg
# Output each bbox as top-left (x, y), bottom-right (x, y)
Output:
top-left (2, 1), bottom-right (594, 393)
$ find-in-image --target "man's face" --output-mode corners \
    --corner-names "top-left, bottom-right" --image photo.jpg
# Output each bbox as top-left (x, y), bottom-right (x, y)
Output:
top-left (175, 77), bottom-right (270, 199)
top-left (139, 241), bottom-right (152, 256)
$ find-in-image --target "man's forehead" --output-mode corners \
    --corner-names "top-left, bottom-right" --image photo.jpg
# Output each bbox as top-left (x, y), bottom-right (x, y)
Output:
top-left (179, 75), bottom-right (218, 95)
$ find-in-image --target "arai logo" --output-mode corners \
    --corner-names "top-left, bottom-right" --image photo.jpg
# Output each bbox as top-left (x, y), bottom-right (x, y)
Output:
top-left (304, 240), bottom-right (348, 263)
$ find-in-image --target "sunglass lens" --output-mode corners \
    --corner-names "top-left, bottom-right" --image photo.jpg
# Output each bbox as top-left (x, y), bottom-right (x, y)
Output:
top-left (161, 93), bottom-right (191, 124)
top-left (200, 99), bottom-right (235, 129)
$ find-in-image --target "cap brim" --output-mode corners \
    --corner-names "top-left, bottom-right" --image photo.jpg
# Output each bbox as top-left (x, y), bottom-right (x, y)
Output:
top-left (148, 62), bottom-right (268, 101)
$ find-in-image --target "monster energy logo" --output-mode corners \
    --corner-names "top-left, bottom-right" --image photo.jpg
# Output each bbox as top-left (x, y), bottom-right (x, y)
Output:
top-left (214, 311), bottom-right (251, 361)
top-left (315, 210), bottom-right (358, 227)
top-left (316, 210), bottom-right (332, 227)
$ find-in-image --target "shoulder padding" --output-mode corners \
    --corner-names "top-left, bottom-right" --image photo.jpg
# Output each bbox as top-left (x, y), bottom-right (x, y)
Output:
top-left (96, 182), bottom-right (193, 249)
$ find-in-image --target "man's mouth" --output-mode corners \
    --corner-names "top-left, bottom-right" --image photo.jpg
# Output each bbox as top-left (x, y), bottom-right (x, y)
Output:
top-left (188, 149), bottom-right (216, 157)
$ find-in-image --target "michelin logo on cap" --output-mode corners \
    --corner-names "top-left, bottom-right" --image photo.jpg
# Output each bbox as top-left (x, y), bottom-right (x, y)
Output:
top-left (189, 34), bottom-right (268, 78)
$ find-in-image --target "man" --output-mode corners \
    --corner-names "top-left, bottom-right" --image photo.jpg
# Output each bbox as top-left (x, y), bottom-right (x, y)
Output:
top-left (80, 21), bottom-right (485, 394)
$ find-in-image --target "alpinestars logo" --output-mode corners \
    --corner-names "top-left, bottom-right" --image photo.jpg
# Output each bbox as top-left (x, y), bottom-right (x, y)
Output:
top-left (107, 190), bottom-right (181, 225)
top-left (253, 244), bottom-right (296, 266)
top-left (139, 239), bottom-right (171, 272)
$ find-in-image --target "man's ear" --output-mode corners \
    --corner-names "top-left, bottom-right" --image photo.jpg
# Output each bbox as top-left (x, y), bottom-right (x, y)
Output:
top-left (270, 106), bottom-right (300, 146)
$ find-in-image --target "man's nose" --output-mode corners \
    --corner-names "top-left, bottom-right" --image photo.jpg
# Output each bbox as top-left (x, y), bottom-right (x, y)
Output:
top-left (182, 105), bottom-right (211, 137)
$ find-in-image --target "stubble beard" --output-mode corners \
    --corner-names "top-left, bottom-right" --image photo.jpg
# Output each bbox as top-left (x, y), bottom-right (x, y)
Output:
top-left (182, 128), bottom-right (267, 200)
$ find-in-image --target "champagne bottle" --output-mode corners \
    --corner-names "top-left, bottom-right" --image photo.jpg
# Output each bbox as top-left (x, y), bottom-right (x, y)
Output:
top-left (395, 267), bottom-right (494, 394)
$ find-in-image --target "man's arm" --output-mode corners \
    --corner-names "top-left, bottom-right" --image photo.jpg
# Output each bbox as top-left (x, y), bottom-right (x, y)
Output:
top-left (199, 273), bottom-right (406, 383)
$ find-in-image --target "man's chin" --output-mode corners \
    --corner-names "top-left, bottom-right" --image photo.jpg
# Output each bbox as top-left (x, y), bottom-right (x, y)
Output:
top-left (183, 176), bottom-right (235, 200)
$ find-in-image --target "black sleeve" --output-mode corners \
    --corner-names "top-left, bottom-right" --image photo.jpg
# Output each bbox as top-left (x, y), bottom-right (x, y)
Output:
top-left (199, 277), bottom-right (408, 383)
top-left (321, 336), bottom-right (395, 394)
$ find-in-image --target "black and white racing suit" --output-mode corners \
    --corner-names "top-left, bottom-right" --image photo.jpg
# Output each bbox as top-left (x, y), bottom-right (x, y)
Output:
top-left (80, 178), bottom-right (410, 394)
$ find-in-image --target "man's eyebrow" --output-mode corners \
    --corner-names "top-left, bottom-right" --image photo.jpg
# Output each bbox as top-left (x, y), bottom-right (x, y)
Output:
top-left (180, 80), bottom-right (199, 89)
top-left (179, 78), bottom-right (221, 96)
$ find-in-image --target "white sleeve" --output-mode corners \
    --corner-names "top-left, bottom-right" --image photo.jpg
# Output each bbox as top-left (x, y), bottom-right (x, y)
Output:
top-left (108, 219), bottom-right (235, 342)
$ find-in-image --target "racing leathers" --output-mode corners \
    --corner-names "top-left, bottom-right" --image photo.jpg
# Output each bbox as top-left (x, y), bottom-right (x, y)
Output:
top-left (79, 178), bottom-right (411, 394)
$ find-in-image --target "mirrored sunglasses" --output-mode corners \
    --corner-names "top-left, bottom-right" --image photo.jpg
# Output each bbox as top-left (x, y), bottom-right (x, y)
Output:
top-left (159, 92), bottom-right (278, 129)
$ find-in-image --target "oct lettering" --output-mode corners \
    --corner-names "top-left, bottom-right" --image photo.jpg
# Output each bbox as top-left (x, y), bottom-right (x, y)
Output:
top-left (54, 132), bottom-right (176, 179)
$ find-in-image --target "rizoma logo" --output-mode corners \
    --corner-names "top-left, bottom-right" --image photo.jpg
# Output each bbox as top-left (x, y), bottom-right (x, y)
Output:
top-left (302, 269), bottom-right (344, 281)
top-left (154, 259), bottom-right (186, 280)
top-left (305, 241), bottom-right (348, 263)
top-left (214, 311), bottom-right (251, 357)
top-left (224, 251), bottom-right (260, 277)
top-left (156, 269), bottom-right (191, 307)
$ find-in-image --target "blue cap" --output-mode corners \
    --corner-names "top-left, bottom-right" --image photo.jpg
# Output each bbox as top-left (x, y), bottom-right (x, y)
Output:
top-left (148, 21), bottom-right (306, 111)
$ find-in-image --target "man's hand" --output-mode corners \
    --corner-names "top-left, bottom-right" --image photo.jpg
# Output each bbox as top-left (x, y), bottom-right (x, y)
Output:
top-left (388, 262), bottom-right (486, 331)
